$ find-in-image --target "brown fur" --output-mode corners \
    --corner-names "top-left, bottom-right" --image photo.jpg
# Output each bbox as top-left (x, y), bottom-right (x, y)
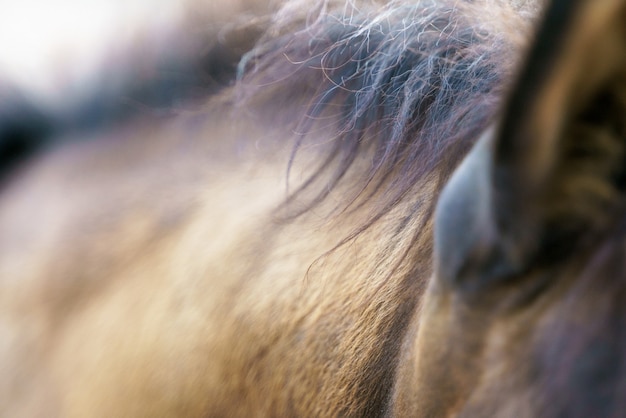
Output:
top-left (2, 0), bottom-right (624, 416)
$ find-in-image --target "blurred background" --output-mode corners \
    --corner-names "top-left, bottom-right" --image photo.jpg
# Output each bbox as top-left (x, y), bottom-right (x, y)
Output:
top-left (0, 0), bottom-right (270, 180)
top-left (0, 0), bottom-right (190, 113)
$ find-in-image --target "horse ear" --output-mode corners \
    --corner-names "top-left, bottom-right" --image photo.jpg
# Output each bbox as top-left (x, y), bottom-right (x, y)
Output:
top-left (435, 0), bottom-right (626, 290)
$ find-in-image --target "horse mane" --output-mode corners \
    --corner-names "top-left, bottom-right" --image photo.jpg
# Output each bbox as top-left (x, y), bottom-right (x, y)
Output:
top-left (1, 0), bottom-right (540, 237)
top-left (235, 0), bottom-right (536, 231)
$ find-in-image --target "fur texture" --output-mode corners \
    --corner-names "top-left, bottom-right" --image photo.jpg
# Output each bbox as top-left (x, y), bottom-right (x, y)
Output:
top-left (3, 0), bottom-right (625, 416)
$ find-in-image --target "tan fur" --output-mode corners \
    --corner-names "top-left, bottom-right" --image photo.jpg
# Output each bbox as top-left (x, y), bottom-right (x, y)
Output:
top-left (0, 103), bottom-right (433, 415)
top-left (12, 0), bottom-right (622, 416)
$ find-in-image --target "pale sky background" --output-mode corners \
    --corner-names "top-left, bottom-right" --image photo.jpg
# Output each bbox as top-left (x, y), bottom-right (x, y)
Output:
top-left (0, 0), bottom-right (187, 109)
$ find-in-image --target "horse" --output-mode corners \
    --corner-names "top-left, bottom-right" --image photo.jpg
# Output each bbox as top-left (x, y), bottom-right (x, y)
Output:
top-left (0, 0), bottom-right (624, 416)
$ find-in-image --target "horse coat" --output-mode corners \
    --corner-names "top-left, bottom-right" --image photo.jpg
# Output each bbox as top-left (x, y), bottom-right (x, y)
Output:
top-left (1, 0), bottom-right (625, 416)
